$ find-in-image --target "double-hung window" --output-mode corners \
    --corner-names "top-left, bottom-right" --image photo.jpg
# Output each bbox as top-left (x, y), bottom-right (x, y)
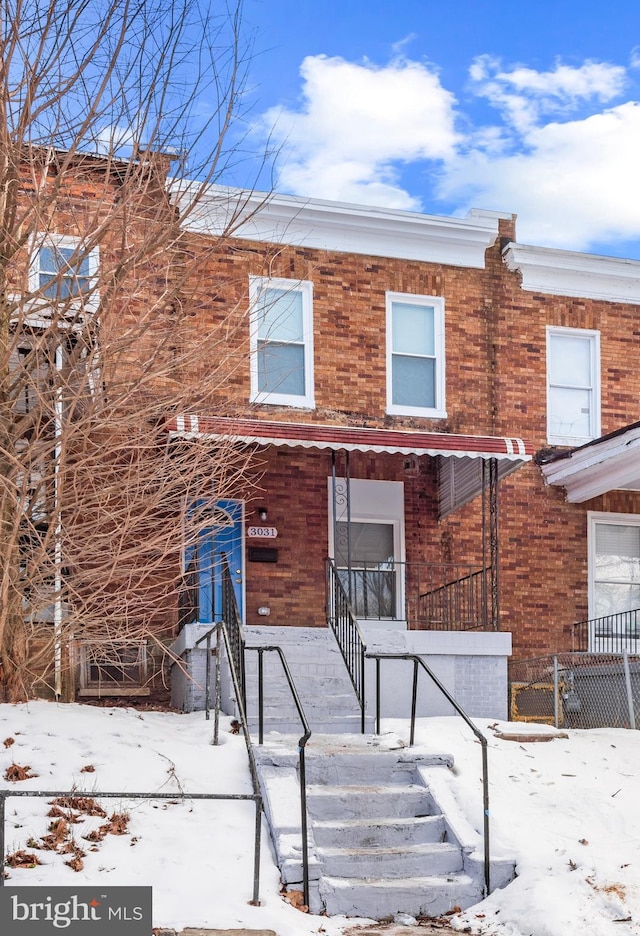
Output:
top-left (31, 235), bottom-right (99, 314)
top-left (250, 277), bottom-right (314, 408)
top-left (546, 326), bottom-right (600, 445)
top-left (386, 292), bottom-right (446, 418)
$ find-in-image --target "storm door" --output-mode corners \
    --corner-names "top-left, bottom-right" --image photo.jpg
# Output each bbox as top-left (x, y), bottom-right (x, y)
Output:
top-left (328, 477), bottom-right (405, 624)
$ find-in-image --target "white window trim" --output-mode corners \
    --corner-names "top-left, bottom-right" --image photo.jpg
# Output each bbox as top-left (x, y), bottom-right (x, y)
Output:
top-left (546, 325), bottom-right (600, 446)
top-left (249, 276), bottom-right (315, 408)
top-left (29, 234), bottom-right (100, 316)
top-left (385, 291), bottom-right (446, 418)
top-left (587, 511), bottom-right (640, 650)
top-left (327, 478), bottom-right (406, 625)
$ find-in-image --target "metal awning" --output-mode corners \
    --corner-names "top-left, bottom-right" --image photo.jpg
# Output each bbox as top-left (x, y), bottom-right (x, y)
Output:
top-left (168, 416), bottom-right (533, 515)
top-left (168, 415), bottom-right (533, 460)
top-left (540, 420), bottom-right (640, 502)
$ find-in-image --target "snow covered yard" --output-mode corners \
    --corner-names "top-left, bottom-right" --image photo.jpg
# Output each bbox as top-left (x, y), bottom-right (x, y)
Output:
top-left (0, 701), bottom-right (639, 936)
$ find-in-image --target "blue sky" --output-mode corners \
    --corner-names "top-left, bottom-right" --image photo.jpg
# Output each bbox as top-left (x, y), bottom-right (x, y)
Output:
top-left (218, 0), bottom-right (640, 259)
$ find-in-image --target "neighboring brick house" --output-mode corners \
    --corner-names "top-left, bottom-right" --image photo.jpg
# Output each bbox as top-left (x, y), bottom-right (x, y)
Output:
top-left (168, 186), bottom-right (640, 675)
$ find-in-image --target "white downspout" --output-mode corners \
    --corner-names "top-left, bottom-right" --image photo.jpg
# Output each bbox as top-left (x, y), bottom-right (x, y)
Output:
top-left (54, 343), bottom-right (63, 698)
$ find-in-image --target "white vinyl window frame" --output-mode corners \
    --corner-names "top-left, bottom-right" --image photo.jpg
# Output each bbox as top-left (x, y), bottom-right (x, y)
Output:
top-left (546, 326), bottom-right (600, 446)
top-left (587, 511), bottom-right (640, 649)
top-left (249, 276), bottom-right (315, 408)
top-left (385, 292), bottom-right (446, 418)
top-left (29, 234), bottom-right (100, 315)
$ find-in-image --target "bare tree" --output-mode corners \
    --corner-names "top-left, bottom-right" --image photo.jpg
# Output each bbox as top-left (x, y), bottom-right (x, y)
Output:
top-left (0, 0), bottom-right (263, 700)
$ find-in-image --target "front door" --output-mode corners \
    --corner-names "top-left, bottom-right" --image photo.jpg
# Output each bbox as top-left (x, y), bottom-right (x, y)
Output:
top-left (191, 499), bottom-right (244, 624)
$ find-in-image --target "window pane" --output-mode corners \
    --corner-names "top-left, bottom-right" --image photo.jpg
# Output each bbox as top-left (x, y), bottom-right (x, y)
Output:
top-left (548, 387), bottom-right (591, 439)
top-left (392, 302), bottom-right (434, 355)
top-left (335, 522), bottom-right (394, 566)
top-left (337, 568), bottom-right (396, 618)
top-left (39, 245), bottom-right (92, 299)
top-left (257, 287), bottom-right (303, 342)
top-left (549, 334), bottom-right (592, 386)
top-left (595, 524), bottom-right (640, 583)
top-left (257, 341), bottom-right (305, 395)
top-left (392, 355), bottom-right (435, 408)
top-left (593, 583), bottom-right (640, 618)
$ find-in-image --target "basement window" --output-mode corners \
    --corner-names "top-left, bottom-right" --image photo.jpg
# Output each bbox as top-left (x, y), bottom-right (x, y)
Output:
top-left (79, 641), bottom-right (149, 697)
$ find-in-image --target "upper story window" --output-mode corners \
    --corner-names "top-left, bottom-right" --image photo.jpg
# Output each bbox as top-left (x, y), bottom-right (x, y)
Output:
top-left (386, 292), bottom-right (446, 418)
top-left (30, 235), bottom-right (100, 314)
top-left (249, 276), bottom-right (314, 408)
top-left (546, 326), bottom-right (600, 445)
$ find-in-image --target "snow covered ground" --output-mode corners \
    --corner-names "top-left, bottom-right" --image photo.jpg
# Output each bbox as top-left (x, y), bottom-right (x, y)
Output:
top-left (0, 700), bottom-right (639, 936)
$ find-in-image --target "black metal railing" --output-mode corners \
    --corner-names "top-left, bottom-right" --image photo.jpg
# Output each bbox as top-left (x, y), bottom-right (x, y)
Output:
top-left (368, 652), bottom-right (492, 897)
top-left (326, 558), bottom-right (367, 732)
top-left (177, 558), bottom-right (199, 629)
top-left (418, 566), bottom-right (490, 631)
top-left (326, 559), bottom-right (492, 631)
top-left (572, 608), bottom-right (640, 653)
top-left (1, 792), bottom-right (262, 905)
top-left (221, 552), bottom-right (246, 711)
top-left (247, 645), bottom-right (312, 908)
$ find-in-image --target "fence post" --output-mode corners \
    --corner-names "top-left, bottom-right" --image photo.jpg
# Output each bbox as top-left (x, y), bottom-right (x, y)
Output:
top-left (553, 656), bottom-right (559, 729)
top-left (622, 650), bottom-right (636, 729)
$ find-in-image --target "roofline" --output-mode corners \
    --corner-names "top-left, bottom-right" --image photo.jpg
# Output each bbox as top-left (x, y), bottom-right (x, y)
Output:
top-left (503, 241), bottom-right (640, 304)
top-left (171, 183), bottom-right (503, 268)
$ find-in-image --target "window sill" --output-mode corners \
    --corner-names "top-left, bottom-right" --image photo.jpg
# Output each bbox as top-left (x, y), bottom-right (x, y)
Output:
top-left (386, 405), bottom-right (447, 419)
top-left (78, 687), bottom-right (150, 697)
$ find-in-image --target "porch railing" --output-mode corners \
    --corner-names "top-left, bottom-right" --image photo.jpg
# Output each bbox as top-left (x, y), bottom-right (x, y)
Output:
top-left (221, 552), bottom-right (246, 710)
top-left (572, 608), bottom-right (640, 653)
top-left (327, 559), bottom-right (493, 631)
top-left (177, 558), bottom-right (198, 629)
top-left (326, 558), bottom-right (367, 732)
top-left (418, 565), bottom-right (490, 631)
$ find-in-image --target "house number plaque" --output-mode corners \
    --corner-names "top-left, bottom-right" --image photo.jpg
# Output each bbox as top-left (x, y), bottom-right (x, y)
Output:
top-left (247, 526), bottom-right (278, 539)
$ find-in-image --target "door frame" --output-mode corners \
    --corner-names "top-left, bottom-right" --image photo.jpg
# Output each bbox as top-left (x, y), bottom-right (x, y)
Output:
top-left (328, 477), bottom-right (406, 625)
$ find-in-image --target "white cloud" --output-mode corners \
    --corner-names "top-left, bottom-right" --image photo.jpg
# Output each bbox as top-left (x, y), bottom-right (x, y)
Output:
top-left (438, 102), bottom-right (640, 250)
top-left (469, 56), bottom-right (627, 133)
top-left (257, 54), bottom-right (458, 207)
top-left (256, 51), bottom-right (640, 253)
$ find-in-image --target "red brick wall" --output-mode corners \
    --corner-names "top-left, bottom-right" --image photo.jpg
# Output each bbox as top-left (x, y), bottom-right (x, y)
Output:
top-left (190, 228), bottom-right (640, 658)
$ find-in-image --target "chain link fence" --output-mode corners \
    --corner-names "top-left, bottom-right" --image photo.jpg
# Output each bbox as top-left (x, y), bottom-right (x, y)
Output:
top-left (509, 653), bottom-right (640, 729)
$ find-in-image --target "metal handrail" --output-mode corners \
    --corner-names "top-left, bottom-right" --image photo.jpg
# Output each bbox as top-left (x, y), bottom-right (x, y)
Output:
top-left (246, 645), bottom-right (312, 909)
top-left (368, 652), bottom-right (491, 897)
top-left (0, 788), bottom-right (262, 901)
top-left (194, 617), bottom-right (262, 904)
top-left (326, 558), bottom-right (367, 732)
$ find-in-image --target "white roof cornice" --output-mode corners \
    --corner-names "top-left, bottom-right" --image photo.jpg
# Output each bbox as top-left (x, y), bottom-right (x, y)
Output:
top-left (540, 423), bottom-right (640, 502)
top-left (503, 242), bottom-right (640, 304)
top-left (174, 185), bottom-right (500, 269)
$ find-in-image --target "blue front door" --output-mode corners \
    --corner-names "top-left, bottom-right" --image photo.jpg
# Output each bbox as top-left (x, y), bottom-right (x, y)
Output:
top-left (195, 499), bottom-right (244, 624)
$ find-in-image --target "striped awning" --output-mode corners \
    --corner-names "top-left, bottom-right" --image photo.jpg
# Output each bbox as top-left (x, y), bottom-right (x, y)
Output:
top-left (167, 415), bottom-right (533, 461)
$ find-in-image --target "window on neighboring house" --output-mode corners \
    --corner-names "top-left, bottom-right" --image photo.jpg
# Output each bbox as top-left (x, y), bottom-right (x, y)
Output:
top-left (249, 276), bottom-right (314, 407)
top-left (79, 640), bottom-right (149, 696)
top-left (547, 327), bottom-right (600, 445)
top-left (386, 293), bottom-right (446, 417)
top-left (31, 235), bottom-right (99, 314)
top-left (588, 512), bottom-right (640, 650)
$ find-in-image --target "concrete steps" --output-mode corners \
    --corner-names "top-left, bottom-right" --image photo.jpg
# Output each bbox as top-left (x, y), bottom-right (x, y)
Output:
top-left (254, 732), bottom-right (514, 919)
top-left (243, 626), bottom-right (373, 734)
top-left (243, 628), bottom-right (514, 919)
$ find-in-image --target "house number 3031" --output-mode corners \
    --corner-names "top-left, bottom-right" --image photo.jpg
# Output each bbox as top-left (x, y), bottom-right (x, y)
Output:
top-left (247, 526), bottom-right (278, 538)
